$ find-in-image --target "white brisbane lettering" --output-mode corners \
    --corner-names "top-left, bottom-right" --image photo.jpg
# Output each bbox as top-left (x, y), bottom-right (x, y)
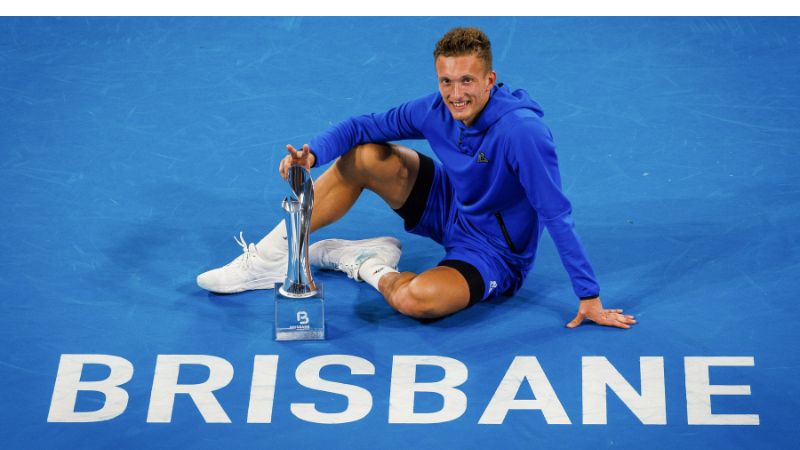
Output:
top-left (582, 356), bottom-right (666, 425)
top-left (48, 354), bottom-right (133, 422)
top-left (147, 355), bottom-right (234, 423)
top-left (46, 353), bottom-right (760, 425)
top-left (290, 355), bottom-right (375, 424)
top-left (247, 355), bottom-right (279, 423)
top-left (389, 355), bottom-right (468, 424)
top-left (685, 356), bottom-right (759, 425)
top-left (479, 356), bottom-right (570, 424)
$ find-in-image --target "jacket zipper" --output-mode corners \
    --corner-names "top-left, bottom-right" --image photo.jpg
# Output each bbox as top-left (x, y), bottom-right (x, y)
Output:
top-left (494, 212), bottom-right (519, 253)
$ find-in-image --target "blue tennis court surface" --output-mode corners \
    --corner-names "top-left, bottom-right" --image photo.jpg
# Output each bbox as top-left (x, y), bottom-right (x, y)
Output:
top-left (1, 17), bottom-right (798, 449)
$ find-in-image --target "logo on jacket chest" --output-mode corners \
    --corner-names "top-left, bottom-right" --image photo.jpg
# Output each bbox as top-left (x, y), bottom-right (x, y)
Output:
top-left (477, 152), bottom-right (490, 164)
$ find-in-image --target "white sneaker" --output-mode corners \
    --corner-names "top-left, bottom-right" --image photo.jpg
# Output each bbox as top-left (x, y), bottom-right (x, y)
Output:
top-left (309, 237), bottom-right (401, 281)
top-left (197, 232), bottom-right (287, 294)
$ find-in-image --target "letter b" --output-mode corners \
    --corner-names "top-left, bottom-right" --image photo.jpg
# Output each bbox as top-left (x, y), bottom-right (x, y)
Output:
top-left (48, 354), bottom-right (133, 422)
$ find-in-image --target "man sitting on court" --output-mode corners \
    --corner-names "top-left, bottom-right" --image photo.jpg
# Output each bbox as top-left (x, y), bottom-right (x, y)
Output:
top-left (197, 27), bottom-right (636, 330)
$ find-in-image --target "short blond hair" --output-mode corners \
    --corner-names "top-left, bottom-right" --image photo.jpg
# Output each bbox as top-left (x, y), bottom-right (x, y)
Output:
top-left (433, 27), bottom-right (493, 72)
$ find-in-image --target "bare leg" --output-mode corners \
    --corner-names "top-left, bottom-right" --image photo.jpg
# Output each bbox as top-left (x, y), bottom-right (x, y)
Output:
top-left (378, 268), bottom-right (471, 319)
top-left (309, 143), bottom-right (421, 232)
top-left (311, 143), bottom-right (472, 319)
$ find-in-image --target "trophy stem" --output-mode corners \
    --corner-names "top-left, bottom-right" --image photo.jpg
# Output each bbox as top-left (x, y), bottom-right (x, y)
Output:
top-left (279, 197), bottom-right (317, 298)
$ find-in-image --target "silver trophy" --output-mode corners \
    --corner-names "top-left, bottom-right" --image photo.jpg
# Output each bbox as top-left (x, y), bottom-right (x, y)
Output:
top-left (274, 165), bottom-right (325, 341)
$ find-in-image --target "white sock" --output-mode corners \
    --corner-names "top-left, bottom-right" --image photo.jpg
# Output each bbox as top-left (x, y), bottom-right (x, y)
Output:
top-left (358, 258), bottom-right (399, 291)
top-left (255, 220), bottom-right (288, 259)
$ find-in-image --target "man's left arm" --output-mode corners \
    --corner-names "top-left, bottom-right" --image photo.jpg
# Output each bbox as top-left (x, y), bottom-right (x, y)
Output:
top-left (308, 95), bottom-right (431, 168)
top-left (508, 127), bottom-right (636, 330)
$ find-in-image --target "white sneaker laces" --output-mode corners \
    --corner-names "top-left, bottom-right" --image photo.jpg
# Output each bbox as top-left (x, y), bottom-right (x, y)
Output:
top-left (232, 231), bottom-right (257, 269)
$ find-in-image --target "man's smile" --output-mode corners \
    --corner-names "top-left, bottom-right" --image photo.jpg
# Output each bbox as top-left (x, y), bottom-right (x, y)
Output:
top-left (451, 100), bottom-right (469, 110)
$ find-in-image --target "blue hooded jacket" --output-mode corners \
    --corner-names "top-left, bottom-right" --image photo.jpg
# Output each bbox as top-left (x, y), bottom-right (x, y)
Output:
top-left (309, 83), bottom-right (599, 299)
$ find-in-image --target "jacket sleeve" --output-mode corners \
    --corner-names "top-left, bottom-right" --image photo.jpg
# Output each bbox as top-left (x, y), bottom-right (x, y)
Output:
top-left (508, 122), bottom-right (601, 299)
top-left (308, 94), bottom-right (431, 167)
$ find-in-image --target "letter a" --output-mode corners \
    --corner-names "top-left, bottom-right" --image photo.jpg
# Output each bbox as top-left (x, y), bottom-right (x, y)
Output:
top-left (479, 356), bottom-right (570, 424)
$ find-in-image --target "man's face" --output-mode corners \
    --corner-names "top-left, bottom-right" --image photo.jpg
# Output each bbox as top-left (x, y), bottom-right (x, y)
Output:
top-left (435, 53), bottom-right (497, 127)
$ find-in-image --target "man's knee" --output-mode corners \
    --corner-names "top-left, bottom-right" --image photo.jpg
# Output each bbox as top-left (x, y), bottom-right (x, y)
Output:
top-left (392, 276), bottom-right (467, 320)
top-left (338, 143), bottom-right (394, 172)
top-left (335, 143), bottom-right (415, 208)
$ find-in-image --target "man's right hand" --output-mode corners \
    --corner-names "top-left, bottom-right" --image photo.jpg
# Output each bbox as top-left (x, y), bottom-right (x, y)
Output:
top-left (279, 144), bottom-right (316, 180)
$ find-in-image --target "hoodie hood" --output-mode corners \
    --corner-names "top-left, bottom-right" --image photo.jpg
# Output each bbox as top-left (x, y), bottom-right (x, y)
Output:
top-left (461, 83), bottom-right (544, 133)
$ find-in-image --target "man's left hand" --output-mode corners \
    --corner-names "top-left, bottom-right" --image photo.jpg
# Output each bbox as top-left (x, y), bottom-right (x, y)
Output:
top-left (566, 297), bottom-right (636, 329)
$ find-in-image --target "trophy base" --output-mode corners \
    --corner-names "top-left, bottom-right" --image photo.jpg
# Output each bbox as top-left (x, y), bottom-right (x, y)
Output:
top-left (274, 282), bottom-right (325, 341)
